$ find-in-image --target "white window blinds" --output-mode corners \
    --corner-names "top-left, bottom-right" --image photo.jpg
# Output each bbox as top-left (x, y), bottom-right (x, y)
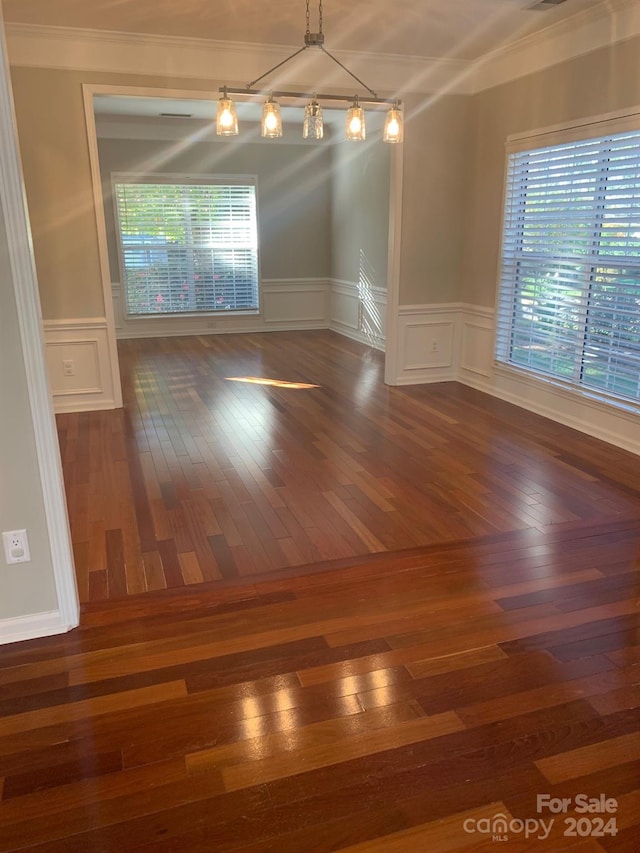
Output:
top-left (496, 128), bottom-right (640, 406)
top-left (115, 180), bottom-right (259, 315)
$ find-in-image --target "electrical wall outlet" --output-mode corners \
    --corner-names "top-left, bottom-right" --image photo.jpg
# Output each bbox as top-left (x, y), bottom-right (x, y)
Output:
top-left (2, 530), bottom-right (31, 564)
top-left (62, 359), bottom-right (75, 376)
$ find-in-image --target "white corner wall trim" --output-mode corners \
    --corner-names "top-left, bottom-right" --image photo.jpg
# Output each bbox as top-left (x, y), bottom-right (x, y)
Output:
top-left (6, 0), bottom-right (639, 97)
top-left (0, 15), bottom-right (79, 633)
top-left (329, 279), bottom-right (386, 351)
top-left (0, 610), bottom-right (73, 646)
top-left (5, 23), bottom-right (468, 95)
top-left (43, 317), bottom-right (117, 413)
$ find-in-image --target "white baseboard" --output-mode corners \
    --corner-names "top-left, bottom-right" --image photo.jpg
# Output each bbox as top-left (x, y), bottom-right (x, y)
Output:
top-left (0, 609), bottom-right (74, 646)
top-left (43, 317), bottom-right (117, 413)
top-left (482, 373), bottom-right (640, 457)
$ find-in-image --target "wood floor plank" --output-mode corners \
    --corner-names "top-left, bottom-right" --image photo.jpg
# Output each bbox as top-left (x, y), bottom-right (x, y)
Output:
top-left (0, 681), bottom-right (187, 737)
top-left (335, 802), bottom-right (513, 853)
top-left (185, 699), bottom-right (424, 777)
top-left (535, 731), bottom-right (640, 784)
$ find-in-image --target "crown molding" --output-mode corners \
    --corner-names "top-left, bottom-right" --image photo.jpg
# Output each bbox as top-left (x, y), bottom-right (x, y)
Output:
top-left (472, 0), bottom-right (640, 93)
top-left (3, 0), bottom-right (639, 99)
top-left (3, 23), bottom-right (470, 96)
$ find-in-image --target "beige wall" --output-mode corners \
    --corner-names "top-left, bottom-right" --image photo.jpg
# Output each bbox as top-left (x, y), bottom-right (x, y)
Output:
top-left (9, 65), bottom-right (472, 323)
top-left (330, 136), bottom-right (390, 287)
top-left (0, 201), bottom-right (59, 619)
top-left (98, 134), bottom-right (332, 283)
top-left (398, 93), bottom-right (472, 305)
top-left (463, 35), bottom-right (640, 308)
top-left (10, 67), bottom-right (106, 318)
top-left (9, 68), bottom-right (226, 320)
top-left (10, 36), bottom-right (640, 327)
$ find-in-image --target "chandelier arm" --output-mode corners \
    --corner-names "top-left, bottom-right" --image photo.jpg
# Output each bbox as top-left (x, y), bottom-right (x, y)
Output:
top-left (222, 87), bottom-right (395, 105)
top-left (246, 44), bottom-right (310, 90)
top-left (319, 46), bottom-right (377, 98)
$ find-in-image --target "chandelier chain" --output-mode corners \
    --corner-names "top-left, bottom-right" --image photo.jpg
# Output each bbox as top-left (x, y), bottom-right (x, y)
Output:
top-left (305, 0), bottom-right (323, 35)
top-left (239, 0), bottom-right (396, 112)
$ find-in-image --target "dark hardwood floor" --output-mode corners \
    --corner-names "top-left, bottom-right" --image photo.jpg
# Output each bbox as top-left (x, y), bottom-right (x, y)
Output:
top-left (1, 331), bottom-right (639, 851)
top-left (56, 331), bottom-right (640, 602)
top-left (0, 520), bottom-right (639, 850)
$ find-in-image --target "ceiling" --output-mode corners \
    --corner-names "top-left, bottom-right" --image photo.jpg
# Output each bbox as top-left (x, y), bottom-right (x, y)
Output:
top-left (2, 0), bottom-right (607, 62)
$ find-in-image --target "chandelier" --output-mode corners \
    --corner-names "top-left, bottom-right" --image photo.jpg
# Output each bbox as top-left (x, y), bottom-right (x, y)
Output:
top-left (216, 0), bottom-right (403, 144)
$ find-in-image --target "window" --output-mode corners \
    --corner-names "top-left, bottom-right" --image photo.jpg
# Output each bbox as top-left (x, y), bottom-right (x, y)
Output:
top-left (114, 178), bottom-right (259, 315)
top-left (496, 126), bottom-right (640, 406)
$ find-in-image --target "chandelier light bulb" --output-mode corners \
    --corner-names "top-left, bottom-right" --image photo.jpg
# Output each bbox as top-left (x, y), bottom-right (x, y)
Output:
top-left (216, 88), bottom-right (238, 136)
top-left (262, 96), bottom-right (283, 138)
top-left (346, 97), bottom-right (365, 141)
top-left (266, 114), bottom-right (277, 131)
top-left (219, 108), bottom-right (234, 129)
top-left (383, 101), bottom-right (404, 144)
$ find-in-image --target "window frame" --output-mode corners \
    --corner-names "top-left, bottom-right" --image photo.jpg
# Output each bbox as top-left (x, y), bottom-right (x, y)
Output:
top-left (494, 108), bottom-right (640, 415)
top-left (111, 172), bottom-right (261, 319)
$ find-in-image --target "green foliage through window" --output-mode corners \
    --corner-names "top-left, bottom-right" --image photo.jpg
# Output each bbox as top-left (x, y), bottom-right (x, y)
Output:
top-left (115, 181), bottom-right (259, 315)
top-left (496, 130), bottom-right (640, 405)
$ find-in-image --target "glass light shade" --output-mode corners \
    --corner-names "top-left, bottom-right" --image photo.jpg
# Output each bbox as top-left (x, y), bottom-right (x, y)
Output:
top-left (216, 94), bottom-right (238, 136)
top-left (383, 104), bottom-right (403, 144)
top-left (303, 100), bottom-right (323, 140)
top-left (346, 100), bottom-right (365, 141)
top-left (262, 97), bottom-right (283, 138)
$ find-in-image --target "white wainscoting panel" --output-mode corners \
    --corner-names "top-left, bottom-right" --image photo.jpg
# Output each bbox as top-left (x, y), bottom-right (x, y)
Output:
top-left (262, 280), bottom-right (328, 325)
top-left (458, 305), bottom-right (495, 390)
top-left (44, 318), bottom-right (117, 413)
top-left (113, 279), bottom-right (330, 339)
top-left (329, 280), bottom-right (386, 351)
top-left (395, 305), bottom-right (457, 384)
